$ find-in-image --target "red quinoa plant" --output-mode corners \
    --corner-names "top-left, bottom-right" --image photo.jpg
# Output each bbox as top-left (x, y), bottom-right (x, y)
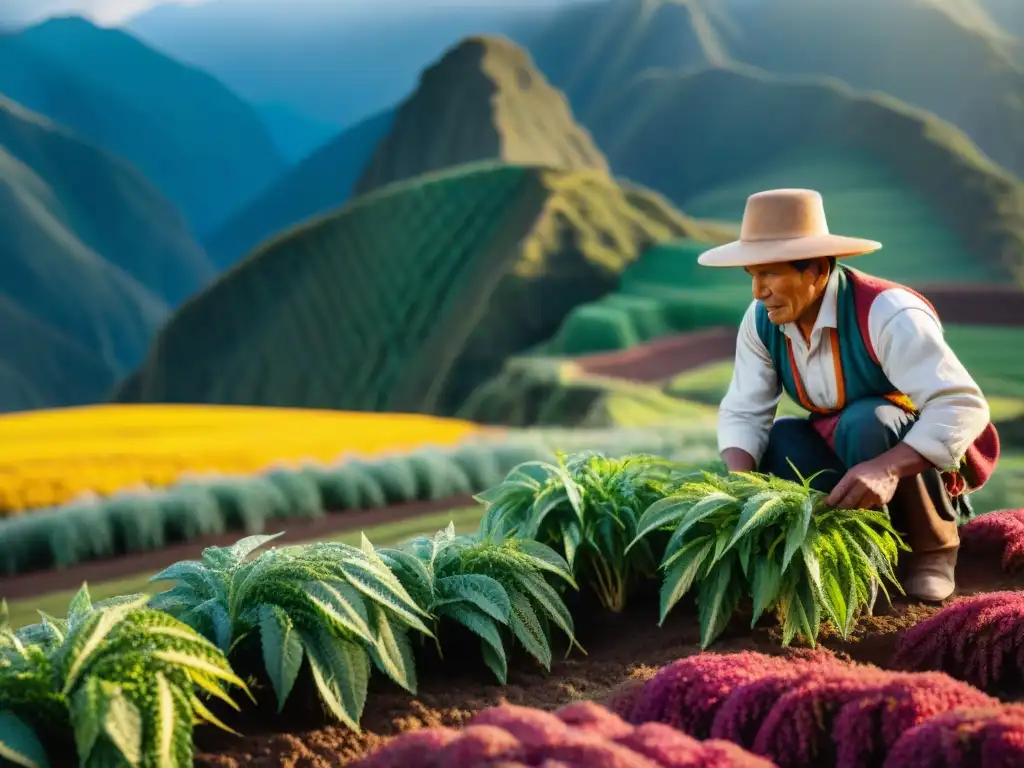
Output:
top-left (891, 590), bottom-right (1024, 696)
top-left (884, 705), bottom-right (1024, 767)
top-left (959, 508), bottom-right (1024, 573)
top-left (354, 700), bottom-right (774, 767)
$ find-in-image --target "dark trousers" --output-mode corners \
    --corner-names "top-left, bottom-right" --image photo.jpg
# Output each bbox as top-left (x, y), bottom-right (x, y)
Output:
top-left (759, 397), bottom-right (960, 554)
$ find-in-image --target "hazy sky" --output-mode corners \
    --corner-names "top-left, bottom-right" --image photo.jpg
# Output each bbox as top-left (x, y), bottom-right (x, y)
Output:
top-left (0, 0), bottom-right (205, 26)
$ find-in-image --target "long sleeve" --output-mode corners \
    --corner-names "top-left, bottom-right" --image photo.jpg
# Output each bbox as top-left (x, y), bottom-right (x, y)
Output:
top-left (718, 301), bottom-right (783, 463)
top-left (870, 292), bottom-right (991, 471)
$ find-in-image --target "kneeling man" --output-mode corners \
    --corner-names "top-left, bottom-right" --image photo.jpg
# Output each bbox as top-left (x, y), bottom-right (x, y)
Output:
top-left (704, 189), bottom-right (1000, 602)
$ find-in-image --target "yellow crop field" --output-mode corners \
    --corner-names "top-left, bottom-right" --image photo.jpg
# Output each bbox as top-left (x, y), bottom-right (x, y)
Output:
top-left (0, 404), bottom-right (486, 514)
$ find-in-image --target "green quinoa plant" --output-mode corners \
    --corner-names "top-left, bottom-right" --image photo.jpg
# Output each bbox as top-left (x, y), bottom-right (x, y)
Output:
top-left (375, 522), bottom-right (581, 684)
top-left (148, 532), bottom-right (431, 730)
top-left (628, 465), bottom-right (908, 648)
top-left (0, 585), bottom-right (246, 767)
top-left (475, 452), bottom-right (702, 611)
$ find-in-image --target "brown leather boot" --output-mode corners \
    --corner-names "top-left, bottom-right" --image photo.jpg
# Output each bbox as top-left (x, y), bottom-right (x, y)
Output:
top-left (902, 547), bottom-right (958, 602)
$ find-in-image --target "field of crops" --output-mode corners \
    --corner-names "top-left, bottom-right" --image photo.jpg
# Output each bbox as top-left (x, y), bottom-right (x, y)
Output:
top-left (0, 404), bottom-right (485, 514)
top-left (5, 450), bottom-right (1024, 767)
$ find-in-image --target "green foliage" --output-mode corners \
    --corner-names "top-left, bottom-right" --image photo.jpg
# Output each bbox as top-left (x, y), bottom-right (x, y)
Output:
top-left (147, 532), bottom-right (432, 730)
top-left (629, 468), bottom-right (907, 649)
top-left (376, 523), bottom-right (580, 683)
top-left (476, 453), bottom-right (705, 612)
top-left (0, 584), bottom-right (245, 767)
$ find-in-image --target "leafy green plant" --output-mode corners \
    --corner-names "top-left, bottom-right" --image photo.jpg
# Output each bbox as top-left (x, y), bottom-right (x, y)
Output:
top-left (475, 452), bottom-right (701, 612)
top-left (148, 532), bottom-right (433, 730)
top-left (375, 523), bottom-right (582, 684)
top-left (627, 468), bottom-right (908, 649)
top-left (0, 584), bottom-right (246, 768)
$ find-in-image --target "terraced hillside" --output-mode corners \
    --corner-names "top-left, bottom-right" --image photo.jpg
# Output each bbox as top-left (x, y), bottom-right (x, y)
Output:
top-left (115, 162), bottom-right (729, 414)
top-left (206, 35), bottom-right (608, 269)
top-left (1, 16), bottom-right (284, 234)
top-left (0, 96), bottom-right (212, 410)
top-left (528, 0), bottom-right (1024, 179)
top-left (590, 65), bottom-right (1024, 287)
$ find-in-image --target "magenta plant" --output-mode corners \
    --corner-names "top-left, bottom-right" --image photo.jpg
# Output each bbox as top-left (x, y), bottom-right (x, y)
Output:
top-left (959, 508), bottom-right (1024, 572)
top-left (355, 701), bottom-right (776, 767)
top-left (884, 705), bottom-right (1024, 767)
top-left (832, 673), bottom-right (995, 768)
top-left (617, 651), bottom-right (841, 738)
top-left (890, 591), bottom-right (1024, 695)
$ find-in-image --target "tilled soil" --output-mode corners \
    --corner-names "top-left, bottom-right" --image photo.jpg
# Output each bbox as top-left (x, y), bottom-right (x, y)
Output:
top-left (194, 552), bottom-right (1024, 768)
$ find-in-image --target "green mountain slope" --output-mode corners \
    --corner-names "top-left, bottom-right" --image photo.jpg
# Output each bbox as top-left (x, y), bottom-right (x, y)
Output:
top-left (528, 0), bottom-right (1024, 180)
top-left (590, 65), bottom-right (1024, 287)
top-left (0, 96), bottom-right (208, 409)
top-left (354, 35), bottom-right (608, 196)
top-left (4, 16), bottom-right (285, 234)
top-left (0, 295), bottom-right (116, 412)
top-left (206, 35), bottom-right (608, 269)
top-left (116, 162), bottom-right (728, 414)
top-left (204, 110), bottom-right (396, 269)
top-left (0, 95), bottom-right (214, 304)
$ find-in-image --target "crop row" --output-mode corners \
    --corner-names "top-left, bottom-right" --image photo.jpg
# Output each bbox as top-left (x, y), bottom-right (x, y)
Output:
top-left (1, 449), bottom-right (1016, 767)
top-left (606, 649), bottom-right (1023, 768)
top-left (0, 425), bottom-right (717, 577)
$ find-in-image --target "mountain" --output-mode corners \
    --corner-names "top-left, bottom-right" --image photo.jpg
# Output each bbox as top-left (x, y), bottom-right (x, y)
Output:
top-left (0, 96), bottom-right (211, 409)
top-left (205, 35), bottom-right (609, 269)
top-left (115, 162), bottom-right (730, 413)
top-left (126, 0), bottom-right (583, 127)
top-left (253, 102), bottom-right (340, 162)
top-left (588, 65), bottom-right (1024, 288)
top-left (3, 16), bottom-right (285, 234)
top-left (528, 0), bottom-right (1024, 181)
top-left (528, 0), bottom-right (733, 123)
top-left (204, 110), bottom-right (395, 269)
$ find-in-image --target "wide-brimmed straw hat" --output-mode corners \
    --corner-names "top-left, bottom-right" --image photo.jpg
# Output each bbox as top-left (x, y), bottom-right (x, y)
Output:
top-left (697, 189), bottom-right (882, 268)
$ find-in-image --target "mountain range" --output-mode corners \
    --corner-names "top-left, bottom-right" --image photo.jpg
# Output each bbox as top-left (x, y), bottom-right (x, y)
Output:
top-left (3, 0), bottom-right (1024, 418)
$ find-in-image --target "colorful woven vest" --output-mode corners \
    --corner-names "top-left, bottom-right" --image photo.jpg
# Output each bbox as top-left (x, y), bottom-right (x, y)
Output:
top-left (753, 265), bottom-right (1000, 495)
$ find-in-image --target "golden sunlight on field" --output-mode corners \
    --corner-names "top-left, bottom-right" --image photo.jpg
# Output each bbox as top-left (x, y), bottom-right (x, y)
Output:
top-left (0, 404), bottom-right (485, 514)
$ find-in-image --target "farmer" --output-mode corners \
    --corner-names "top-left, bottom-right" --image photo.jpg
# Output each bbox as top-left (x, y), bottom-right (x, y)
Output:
top-left (702, 188), bottom-right (999, 602)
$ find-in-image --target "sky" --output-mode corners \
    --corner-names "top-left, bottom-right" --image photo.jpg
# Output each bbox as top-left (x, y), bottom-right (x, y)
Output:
top-left (0, 0), bottom-right (205, 26)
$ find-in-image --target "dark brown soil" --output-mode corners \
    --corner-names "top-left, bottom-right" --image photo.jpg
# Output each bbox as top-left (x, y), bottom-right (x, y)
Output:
top-left (0, 495), bottom-right (475, 600)
top-left (192, 551), bottom-right (1024, 768)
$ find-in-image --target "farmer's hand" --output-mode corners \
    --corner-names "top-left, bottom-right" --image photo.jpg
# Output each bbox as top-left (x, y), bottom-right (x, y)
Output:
top-left (826, 459), bottom-right (899, 510)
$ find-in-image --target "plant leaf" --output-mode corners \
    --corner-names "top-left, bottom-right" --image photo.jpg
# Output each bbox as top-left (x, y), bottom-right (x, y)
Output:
top-left (509, 570), bottom-right (578, 652)
top-left (697, 555), bottom-right (741, 649)
top-left (300, 628), bottom-right (369, 731)
top-left (508, 540), bottom-right (576, 587)
top-left (435, 602), bottom-right (508, 684)
top-left (781, 495), bottom-right (813, 572)
top-left (259, 604), bottom-right (304, 712)
top-left (433, 574), bottom-right (511, 624)
top-left (364, 603), bottom-right (418, 693)
top-left (102, 683), bottom-right (143, 768)
top-left (658, 536), bottom-right (715, 625)
top-left (750, 554), bottom-right (782, 627)
top-left (0, 712), bottom-right (49, 768)
top-left (69, 677), bottom-right (106, 764)
top-left (506, 588), bottom-right (552, 670)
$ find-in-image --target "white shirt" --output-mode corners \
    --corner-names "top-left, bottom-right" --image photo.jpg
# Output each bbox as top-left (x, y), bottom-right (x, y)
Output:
top-left (718, 268), bottom-right (991, 472)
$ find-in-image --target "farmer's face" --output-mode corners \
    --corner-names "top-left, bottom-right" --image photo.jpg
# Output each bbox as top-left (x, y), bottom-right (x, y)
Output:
top-left (744, 260), bottom-right (830, 326)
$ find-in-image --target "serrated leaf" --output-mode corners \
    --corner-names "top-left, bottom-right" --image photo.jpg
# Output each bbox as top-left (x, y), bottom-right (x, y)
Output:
top-left (0, 711), bottom-right (49, 768)
top-left (509, 570), bottom-right (578, 653)
top-left (303, 580), bottom-right (375, 646)
top-left (724, 493), bottom-right (788, 553)
top-left (152, 673), bottom-right (177, 767)
top-left (300, 628), bottom-right (369, 731)
top-left (630, 495), bottom-right (699, 549)
top-left (62, 597), bottom-right (148, 693)
top-left (259, 604), bottom-right (304, 712)
top-left (435, 602), bottom-right (508, 683)
top-left (781, 495), bottom-right (813, 572)
top-left (697, 556), bottom-right (741, 649)
top-left (365, 603), bottom-right (417, 693)
top-left (66, 584), bottom-right (93, 621)
top-left (151, 649), bottom-right (247, 691)
top-left (507, 588), bottom-right (552, 670)
top-left (562, 520), bottom-right (583, 570)
top-left (797, 575), bottom-right (821, 648)
top-left (69, 677), bottom-right (106, 764)
top-left (433, 574), bottom-right (511, 623)
top-left (508, 540), bottom-right (576, 586)
top-left (658, 536), bottom-right (715, 625)
top-left (338, 559), bottom-right (433, 635)
top-left (480, 639), bottom-right (508, 685)
top-left (102, 684), bottom-right (142, 768)
top-left (750, 555), bottom-right (782, 627)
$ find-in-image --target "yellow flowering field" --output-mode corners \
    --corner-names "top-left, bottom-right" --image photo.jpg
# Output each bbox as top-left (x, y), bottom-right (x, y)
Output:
top-left (0, 404), bottom-right (486, 515)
